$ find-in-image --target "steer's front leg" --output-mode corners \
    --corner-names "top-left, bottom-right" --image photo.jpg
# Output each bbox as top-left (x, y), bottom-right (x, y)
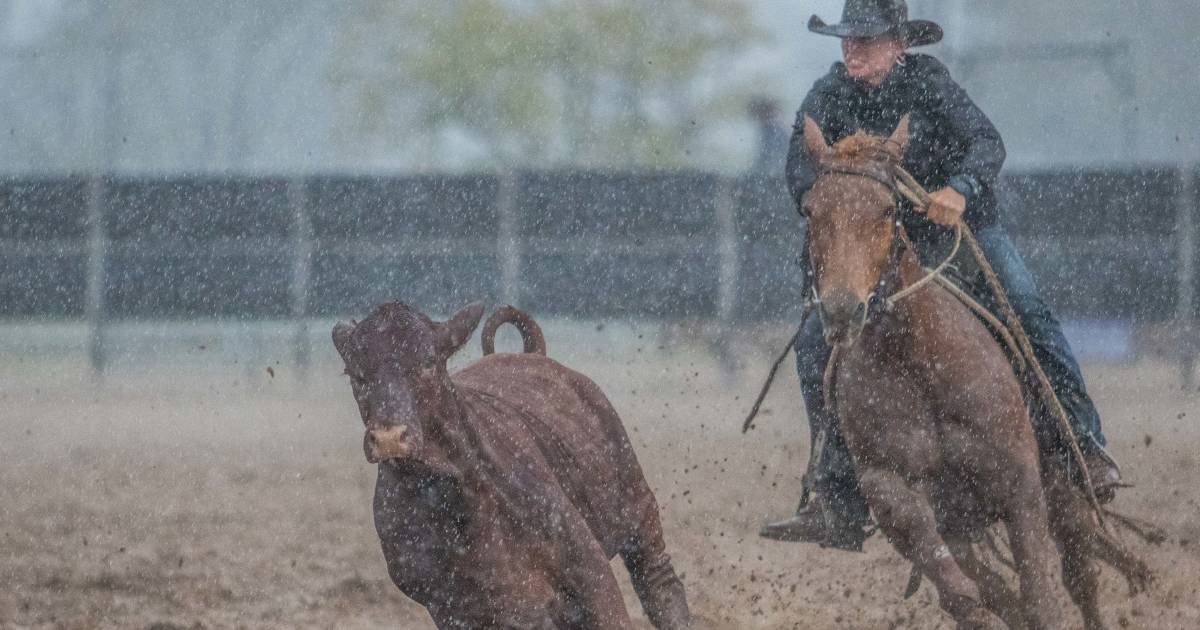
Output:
top-left (548, 510), bottom-right (634, 630)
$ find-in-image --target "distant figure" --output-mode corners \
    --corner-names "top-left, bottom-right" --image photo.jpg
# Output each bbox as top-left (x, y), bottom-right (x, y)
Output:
top-left (748, 97), bottom-right (790, 174)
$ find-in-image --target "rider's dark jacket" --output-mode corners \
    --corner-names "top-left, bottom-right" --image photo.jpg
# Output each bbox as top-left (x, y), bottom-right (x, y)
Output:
top-left (786, 53), bottom-right (1005, 237)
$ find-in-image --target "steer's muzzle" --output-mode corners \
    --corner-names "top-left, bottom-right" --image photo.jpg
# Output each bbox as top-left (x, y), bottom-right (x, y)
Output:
top-left (820, 291), bottom-right (868, 346)
top-left (364, 425), bottom-right (411, 463)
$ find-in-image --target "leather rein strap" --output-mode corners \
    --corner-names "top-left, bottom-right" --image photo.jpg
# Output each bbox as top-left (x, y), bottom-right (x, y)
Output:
top-left (891, 165), bottom-right (1108, 529)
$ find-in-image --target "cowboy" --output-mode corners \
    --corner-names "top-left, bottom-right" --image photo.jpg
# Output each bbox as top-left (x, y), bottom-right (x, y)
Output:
top-left (760, 0), bottom-right (1123, 551)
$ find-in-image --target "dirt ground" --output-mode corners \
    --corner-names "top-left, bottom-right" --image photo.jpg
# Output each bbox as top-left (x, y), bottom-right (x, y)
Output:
top-left (2, 323), bottom-right (1198, 629)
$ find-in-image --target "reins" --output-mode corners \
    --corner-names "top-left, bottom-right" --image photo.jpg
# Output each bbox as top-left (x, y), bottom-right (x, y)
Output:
top-left (892, 168), bottom-right (1107, 528)
top-left (740, 302), bottom-right (815, 434)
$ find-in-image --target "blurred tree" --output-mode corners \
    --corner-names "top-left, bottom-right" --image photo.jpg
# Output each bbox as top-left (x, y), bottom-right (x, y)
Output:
top-left (330, 0), bottom-right (763, 170)
top-left (0, 0), bottom-right (339, 173)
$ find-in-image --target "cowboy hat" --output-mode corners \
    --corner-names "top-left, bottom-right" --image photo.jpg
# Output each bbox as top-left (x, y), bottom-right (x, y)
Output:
top-left (809, 0), bottom-right (943, 48)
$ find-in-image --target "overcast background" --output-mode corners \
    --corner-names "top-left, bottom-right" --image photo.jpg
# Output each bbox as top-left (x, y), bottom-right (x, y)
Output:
top-left (1, 0), bottom-right (1197, 176)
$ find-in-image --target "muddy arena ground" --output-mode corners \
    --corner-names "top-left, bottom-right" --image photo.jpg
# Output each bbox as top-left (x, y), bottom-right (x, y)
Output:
top-left (2, 321), bottom-right (1198, 629)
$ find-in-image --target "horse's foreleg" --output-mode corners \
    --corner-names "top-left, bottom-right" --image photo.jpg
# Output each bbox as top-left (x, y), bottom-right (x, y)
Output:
top-left (946, 538), bottom-right (1028, 630)
top-left (1060, 534), bottom-right (1106, 630)
top-left (997, 466), bottom-right (1066, 630)
top-left (1043, 475), bottom-right (1108, 630)
top-left (858, 468), bottom-right (1005, 630)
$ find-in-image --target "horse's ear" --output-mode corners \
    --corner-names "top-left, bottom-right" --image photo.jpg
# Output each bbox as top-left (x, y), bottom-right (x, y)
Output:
top-left (803, 115), bottom-right (831, 161)
top-left (889, 114), bottom-right (911, 153)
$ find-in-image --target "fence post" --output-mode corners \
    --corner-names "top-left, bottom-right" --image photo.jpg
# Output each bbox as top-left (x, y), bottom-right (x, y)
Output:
top-left (716, 177), bottom-right (739, 323)
top-left (289, 177), bottom-right (313, 375)
top-left (1177, 166), bottom-right (1198, 390)
top-left (85, 176), bottom-right (108, 375)
top-left (497, 171), bottom-right (521, 306)
top-left (715, 176), bottom-right (739, 373)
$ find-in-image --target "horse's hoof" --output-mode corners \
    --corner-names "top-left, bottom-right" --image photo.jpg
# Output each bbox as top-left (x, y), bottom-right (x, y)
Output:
top-left (1127, 567), bottom-right (1155, 595)
top-left (956, 608), bottom-right (1006, 630)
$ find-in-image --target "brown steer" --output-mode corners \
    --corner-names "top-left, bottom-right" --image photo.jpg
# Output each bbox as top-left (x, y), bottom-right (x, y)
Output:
top-left (333, 302), bottom-right (690, 629)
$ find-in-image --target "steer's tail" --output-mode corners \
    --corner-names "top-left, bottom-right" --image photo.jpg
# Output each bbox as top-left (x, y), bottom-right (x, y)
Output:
top-left (481, 305), bottom-right (547, 356)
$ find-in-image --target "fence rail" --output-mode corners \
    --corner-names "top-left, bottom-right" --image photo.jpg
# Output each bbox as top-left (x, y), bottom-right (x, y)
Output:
top-left (1, 169), bottom-right (1197, 378)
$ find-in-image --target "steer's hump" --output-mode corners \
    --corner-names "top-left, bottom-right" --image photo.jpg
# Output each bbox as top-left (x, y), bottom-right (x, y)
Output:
top-left (453, 352), bottom-right (653, 553)
top-left (454, 353), bottom-right (589, 400)
top-left (453, 352), bottom-right (633, 465)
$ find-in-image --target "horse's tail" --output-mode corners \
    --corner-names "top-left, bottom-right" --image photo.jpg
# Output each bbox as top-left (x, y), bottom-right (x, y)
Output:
top-left (481, 305), bottom-right (547, 356)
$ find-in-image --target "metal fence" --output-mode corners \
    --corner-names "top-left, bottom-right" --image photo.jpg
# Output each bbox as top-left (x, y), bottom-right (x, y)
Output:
top-left (1, 169), bottom-right (1197, 374)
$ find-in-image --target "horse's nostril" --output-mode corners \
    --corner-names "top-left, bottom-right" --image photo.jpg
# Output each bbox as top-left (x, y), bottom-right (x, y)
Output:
top-left (821, 295), bottom-right (863, 327)
top-left (853, 301), bottom-right (867, 322)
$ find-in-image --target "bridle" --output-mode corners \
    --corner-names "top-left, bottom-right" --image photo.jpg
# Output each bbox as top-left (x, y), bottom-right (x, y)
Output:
top-left (802, 157), bottom-right (962, 332)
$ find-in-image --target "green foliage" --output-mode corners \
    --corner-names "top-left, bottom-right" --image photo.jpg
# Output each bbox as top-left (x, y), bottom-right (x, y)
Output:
top-left (331, 0), bottom-right (763, 169)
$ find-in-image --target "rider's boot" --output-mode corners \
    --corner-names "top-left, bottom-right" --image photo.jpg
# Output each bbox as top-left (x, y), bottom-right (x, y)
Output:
top-left (1078, 436), bottom-right (1122, 504)
top-left (759, 484), bottom-right (870, 552)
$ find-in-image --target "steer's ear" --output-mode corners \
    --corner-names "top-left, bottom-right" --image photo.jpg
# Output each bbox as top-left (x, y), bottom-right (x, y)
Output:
top-left (332, 320), bottom-right (356, 361)
top-left (438, 301), bottom-right (485, 357)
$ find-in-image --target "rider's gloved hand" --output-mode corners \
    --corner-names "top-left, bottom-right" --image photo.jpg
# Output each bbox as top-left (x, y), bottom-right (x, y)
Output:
top-left (923, 187), bottom-right (967, 226)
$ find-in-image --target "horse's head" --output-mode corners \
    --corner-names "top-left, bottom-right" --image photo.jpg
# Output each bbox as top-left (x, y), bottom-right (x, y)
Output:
top-left (801, 114), bottom-right (910, 346)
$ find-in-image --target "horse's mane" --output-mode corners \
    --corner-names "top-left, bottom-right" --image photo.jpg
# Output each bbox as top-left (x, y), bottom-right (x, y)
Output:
top-left (829, 130), bottom-right (903, 165)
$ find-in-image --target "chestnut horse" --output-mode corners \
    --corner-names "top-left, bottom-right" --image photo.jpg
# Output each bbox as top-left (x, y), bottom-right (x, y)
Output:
top-left (798, 115), bottom-right (1151, 630)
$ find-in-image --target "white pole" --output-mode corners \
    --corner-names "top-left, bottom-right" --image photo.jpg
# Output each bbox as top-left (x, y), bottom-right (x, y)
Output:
top-left (1177, 166), bottom-right (1197, 389)
top-left (497, 172), bottom-right (521, 306)
top-left (289, 178), bottom-right (313, 374)
top-left (85, 176), bottom-right (108, 375)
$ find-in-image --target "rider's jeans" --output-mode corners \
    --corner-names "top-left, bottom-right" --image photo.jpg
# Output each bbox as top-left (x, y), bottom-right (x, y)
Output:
top-left (794, 224), bottom-right (1106, 520)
